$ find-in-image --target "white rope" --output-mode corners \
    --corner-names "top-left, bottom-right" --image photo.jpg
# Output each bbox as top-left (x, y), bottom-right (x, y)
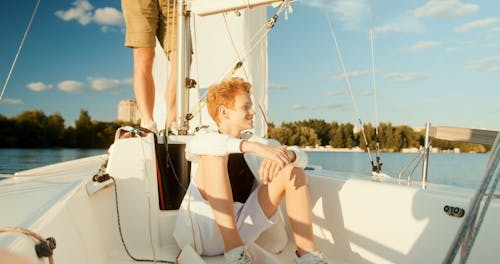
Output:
top-left (0, 0), bottom-right (41, 104)
top-left (0, 226), bottom-right (55, 264)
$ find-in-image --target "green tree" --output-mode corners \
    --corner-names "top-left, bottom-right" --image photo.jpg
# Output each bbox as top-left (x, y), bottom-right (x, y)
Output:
top-left (269, 125), bottom-right (293, 145)
top-left (295, 126), bottom-right (320, 147)
top-left (15, 110), bottom-right (48, 147)
top-left (74, 110), bottom-right (94, 148)
top-left (45, 113), bottom-right (65, 147)
top-left (328, 122), bottom-right (340, 147)
top-left (379, 122), bottom-right (396, 151)
top-left (0, 114), bottom-right (16, 147)
top-left (295, 119), bottom-right (331, 146)
top-left (341, 123), bottom-right (355, 148)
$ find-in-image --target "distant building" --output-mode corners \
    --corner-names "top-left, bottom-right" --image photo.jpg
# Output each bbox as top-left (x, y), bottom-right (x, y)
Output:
top-left (117, 99), bottom-right (140, 123)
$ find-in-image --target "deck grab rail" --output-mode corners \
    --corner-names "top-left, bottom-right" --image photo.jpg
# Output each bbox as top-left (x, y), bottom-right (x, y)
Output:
top-left (443, 132), bottom-right (500, 263)
top-left (419, 123), bottom-right (500, 263)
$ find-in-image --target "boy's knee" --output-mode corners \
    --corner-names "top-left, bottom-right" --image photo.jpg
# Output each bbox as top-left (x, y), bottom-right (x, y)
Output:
top-left (277, 165), bottom-right (307, 188)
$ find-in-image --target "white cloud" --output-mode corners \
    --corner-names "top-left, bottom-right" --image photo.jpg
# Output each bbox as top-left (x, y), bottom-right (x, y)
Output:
top-left (414, 0), bottom-right (479, 18)
top-left (311, 103), bottom-right (346, 110)
top-left (55, 0), bottom-right (93, 25)
top-left (26, 82), bottom-right (53, 92)
top-left (335, 69), bottom-right (369, 81)
top-left (269, 82), bottom-right (288, 90)
top-left (122, 77), bottom-right (133, 85)
top-left (290, 104), bottom-right (307, 110)
top-left (329, 0), bottom-right (367, 30)
top-left (408, 41), bottom-right (441, 52)
top-left (55, 0), bottom-right (123, 29)
top-left (49, 77), bottom-right (131, 93)
top-left (58, 80), bottom-right (85, 92)
top-left (455, 18), bottom-right (498, 32)
top-left (326, 90), bottom-right (347, 97)
top-left (384, 72), bottom-right (430, 83)
top-left (447, 46), bottom-right (464, 52)
top-left (93, 7), bottom-right (124, 26)
top-left (299, 0), bottom-right (368, 30)
top-left (361, 90), bottom-right (373, 96)
top-left (89, 77), bottom-right (121, 92)
top-left (468, 57), bottom-right (500, 73)
top-left (489, 27), bottom-right (500, 33)
top-left (3, 98), bottom-right (23, 104)
top-left (375, 12), bottom-right (425, 37)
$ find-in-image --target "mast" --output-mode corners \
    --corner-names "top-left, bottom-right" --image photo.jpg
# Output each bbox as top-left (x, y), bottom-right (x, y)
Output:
top-left (175, 0), bottom-right (192, 135)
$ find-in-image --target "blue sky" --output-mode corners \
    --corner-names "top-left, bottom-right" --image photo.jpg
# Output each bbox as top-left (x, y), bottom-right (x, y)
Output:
top-left (1, 0), bottom-right (499, 130)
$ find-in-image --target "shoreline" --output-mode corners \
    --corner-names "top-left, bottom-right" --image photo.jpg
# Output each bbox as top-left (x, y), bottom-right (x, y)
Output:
top-left (301, 146), bottom-right (483, 154)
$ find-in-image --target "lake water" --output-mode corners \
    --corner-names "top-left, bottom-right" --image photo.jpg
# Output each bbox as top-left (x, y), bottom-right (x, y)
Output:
top-left (0, 148), bottom-right (107, 174)
top-left (306, 152), bottom-right (490, 190)
top-left (0, 148), bottom-right (492, 190)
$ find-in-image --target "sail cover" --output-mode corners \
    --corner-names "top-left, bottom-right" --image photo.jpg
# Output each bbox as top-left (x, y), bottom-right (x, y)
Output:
top-left (152, 5), bottom-right (269, 137)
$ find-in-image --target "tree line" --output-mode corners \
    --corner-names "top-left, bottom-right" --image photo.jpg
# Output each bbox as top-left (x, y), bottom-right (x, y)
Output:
top-left (0, 110), bottom-right (489, 152)
top-left (0, 109), bottom-right (135, 148)
top-left (268, 119), bottom-right (489, 153)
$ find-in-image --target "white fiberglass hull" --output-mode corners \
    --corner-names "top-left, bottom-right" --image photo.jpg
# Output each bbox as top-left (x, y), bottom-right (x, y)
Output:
top-left (1, 153), bottom-right (499, 264)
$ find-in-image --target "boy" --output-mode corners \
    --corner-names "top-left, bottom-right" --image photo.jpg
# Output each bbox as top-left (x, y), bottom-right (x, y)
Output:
top-left (174, 77), bottom-right (328, 263)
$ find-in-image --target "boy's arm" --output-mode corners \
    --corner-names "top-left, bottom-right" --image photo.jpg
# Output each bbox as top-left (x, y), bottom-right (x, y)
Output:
top-left (284, 145), bottom-right (308, 168)
top-left (187, 131), bottom-right (291, 166)
top-left (262, 138), bottom-right (309, 168)
top-left (187, 132), bottom-right (244, 158)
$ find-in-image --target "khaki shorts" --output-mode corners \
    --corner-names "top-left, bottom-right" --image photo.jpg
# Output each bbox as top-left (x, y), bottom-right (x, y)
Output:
top-left (122, 0), bottom-right (177, 53)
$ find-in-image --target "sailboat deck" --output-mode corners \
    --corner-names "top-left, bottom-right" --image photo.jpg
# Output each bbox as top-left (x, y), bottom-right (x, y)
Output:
top-left (0, 155), bottom-right (107, 247)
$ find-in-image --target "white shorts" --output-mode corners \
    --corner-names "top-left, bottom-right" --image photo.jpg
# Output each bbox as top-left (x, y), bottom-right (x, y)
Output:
top-left (183, 182), bottom-right (278, 256)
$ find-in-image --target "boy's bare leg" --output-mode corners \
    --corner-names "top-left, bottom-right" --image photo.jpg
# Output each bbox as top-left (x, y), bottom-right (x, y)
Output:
top-left (133, 47), bottom-right (155, 125)
top-left (166, 51), bottom-right (177, 131)
top-left (197, 155), bottom-right (244, 252)
top-left (258, 164), bottom-right (316, 256)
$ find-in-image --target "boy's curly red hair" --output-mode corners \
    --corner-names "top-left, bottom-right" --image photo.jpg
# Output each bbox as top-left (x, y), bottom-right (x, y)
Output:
top-left (207, 77), bottom-right (252, 124)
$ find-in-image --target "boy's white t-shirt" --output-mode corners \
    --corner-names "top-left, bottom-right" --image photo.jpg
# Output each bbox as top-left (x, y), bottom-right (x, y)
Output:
top-left (173, 128), bottom-right (308, 256)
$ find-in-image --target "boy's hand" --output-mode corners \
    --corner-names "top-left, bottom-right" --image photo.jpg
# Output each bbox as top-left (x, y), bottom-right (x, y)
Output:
top-left (241, 141), bottom-right (290, 168)
top-left (259, 158), bottom-right (284, 184)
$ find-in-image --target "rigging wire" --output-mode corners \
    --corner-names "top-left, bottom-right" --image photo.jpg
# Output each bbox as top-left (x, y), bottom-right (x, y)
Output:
top-left (321, 0), bottom-right (376, 171)
top-left (223, 12), bottom-right (250, 80)
top-left (368, 0), bottom-right (383, 173)
top-left (188, 2), bottom-right (291, 121)
top-left (0, 0), bottom-right (41, 104)
top-left (222, 8), bottom-right (271, 133)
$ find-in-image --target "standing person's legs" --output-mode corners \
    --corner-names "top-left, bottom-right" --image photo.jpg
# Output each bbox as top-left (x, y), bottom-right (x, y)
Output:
top-left (158, 0), bottom-right (178, 132)
top-left (257, 164), bottom-right (317, 256)
top-left (122, 0), bottom-right (160, 130)
top-left (133, 47), bottom-right (156, 127)
top-left (166, 51), bottom-right (177, 131)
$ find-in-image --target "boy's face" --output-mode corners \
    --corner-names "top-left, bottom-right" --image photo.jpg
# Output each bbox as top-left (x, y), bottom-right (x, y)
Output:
top-left (224, 92), bottom-right (255, 131)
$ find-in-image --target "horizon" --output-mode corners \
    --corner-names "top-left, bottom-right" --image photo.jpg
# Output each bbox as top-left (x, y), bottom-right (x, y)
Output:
top-left (1, 0), bottom-right (499, 130)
